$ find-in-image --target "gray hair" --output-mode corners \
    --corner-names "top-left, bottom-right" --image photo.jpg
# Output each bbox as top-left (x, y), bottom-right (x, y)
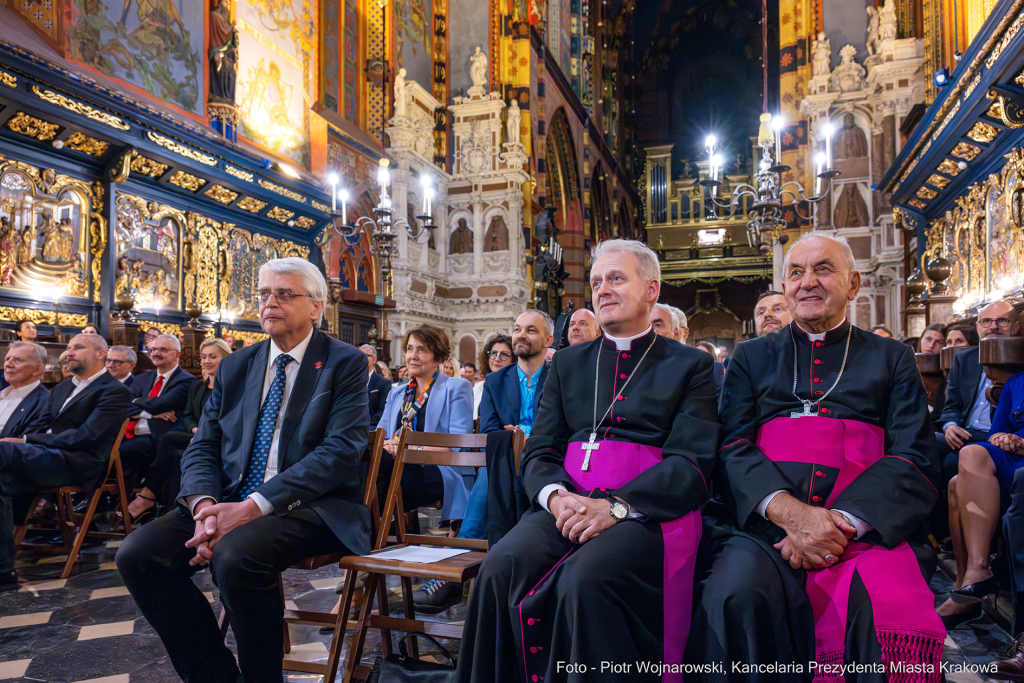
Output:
top-left (783, 232), bottom-right (856, 273)
top-left (519, 309), bottom-right (554, 337)
top-left (359, 344), bottom-right (378, 358)
top-left (591, 239), bottom-right (661, 283)
top-left (109, 345), bottom-right (138, 364)
top-left (666, 304), bottom-right (688, 330)
top-left (258, 257), bottom-right (328, 325)
top-left (9, 341), bottom-right (47, 366)
top-left (156, 333), bottom-right (181, 352)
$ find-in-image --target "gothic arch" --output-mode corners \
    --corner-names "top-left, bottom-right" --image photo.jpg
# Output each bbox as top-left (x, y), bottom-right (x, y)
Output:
top-left (545, 107), bottom-right (584, 234)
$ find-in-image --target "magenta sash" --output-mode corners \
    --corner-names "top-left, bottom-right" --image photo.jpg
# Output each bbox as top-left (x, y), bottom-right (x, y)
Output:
top-left (756, 416), bottom-right (945, 683)
top-left (562, 440), bottom-right (701, 683)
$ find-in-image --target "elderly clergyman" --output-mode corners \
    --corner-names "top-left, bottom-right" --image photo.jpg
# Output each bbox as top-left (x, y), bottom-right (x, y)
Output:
top-left (688, 233), bottom-right (944, 679)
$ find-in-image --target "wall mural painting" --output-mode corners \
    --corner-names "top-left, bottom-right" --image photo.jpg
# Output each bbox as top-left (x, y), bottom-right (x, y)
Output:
top-left (394, 0), bottom-right (433, 88)
top-left (236, 0), bottom-right (315, 167)
top-left (320, 0), bottom-right (360, 124)
top-left (0, 159), bottom-right (100, 300)
top-left (67, 0), bottom-right (203, 114)
top-left (114, 193), bottom-right (182, 310)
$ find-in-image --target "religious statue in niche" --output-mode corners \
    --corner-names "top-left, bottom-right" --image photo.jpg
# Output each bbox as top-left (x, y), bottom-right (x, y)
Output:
top-left (40, 213), bottom-right (62, 263)
top-left (61, 254), bottom-right (87, 296)
top-left (879, 0), bottom-right (898, 42)
top-left (506, 99), bottom-right (522, 145)
top-left (484, 215), bottom-right (509, 251)
top-left (866, 6), bottom-right (880, 56)
top-left (0, 217), bottom-right (15, 285)
top-left (811, 32), bottom-right (831, 78)
top-left (393, 68), bottom-right (410, 118)
top-left (17, 225), bottom-right (33, 264)
top-left (833, 184), bottom-right (870, 228)
top-left (1012, 188), bottom-right (1024, 229)
top-left (834, 113), bottom-right (868, 159)
top-left (449, 217), bottom-right (474, 255)
top-left (468, 46), bottom-right (488, 96)
top-left (208, 0), bottom-right (238, 103)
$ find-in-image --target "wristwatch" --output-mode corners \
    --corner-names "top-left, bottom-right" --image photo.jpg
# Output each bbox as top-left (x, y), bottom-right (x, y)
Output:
top-left (608, 496), bottom-right (645, 522)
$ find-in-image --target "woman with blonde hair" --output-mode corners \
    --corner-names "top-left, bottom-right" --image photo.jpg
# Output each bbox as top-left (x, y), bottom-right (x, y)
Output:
top-left (442, 356), bottom-right (460, 378)
top-left (122, 337), bottom-right (232, 524)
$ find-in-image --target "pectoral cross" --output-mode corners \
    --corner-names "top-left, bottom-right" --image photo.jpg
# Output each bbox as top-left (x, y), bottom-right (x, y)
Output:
top-left (580, 432), bottom-right (601, 470)
top-left (790, 400), bottom-right (818, 418)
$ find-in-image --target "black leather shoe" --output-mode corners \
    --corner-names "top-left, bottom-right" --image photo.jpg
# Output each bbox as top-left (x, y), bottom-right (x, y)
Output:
top-left (950, 575), bottom-right (999, 604)
top-left (0, 570), bottom-right (19, 592)
top-left (939, 603), bottom-right (982, 629)
top-left (412, 580), bottom-right (463, 614)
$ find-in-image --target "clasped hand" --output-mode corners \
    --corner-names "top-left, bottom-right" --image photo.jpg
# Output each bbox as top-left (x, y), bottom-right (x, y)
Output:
top-left (766, 493), bottom-right (856, 570)
top-left (990, 432), bottom-right (1024, 455)
top-left (549, 489), bottom-right (615, 544)
top-left (185, 498), bottom-right (261, 566)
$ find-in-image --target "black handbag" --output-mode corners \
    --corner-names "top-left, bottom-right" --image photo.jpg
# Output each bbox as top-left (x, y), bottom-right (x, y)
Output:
top-left (364, 632), bottom-right (457, 683)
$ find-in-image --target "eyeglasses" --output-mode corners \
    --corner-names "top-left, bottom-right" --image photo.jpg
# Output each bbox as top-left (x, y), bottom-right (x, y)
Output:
top-left (105, 359), bottom-right (131, 366)
top-left (257, 290), bottom-right (315, 305)
top-left (488, 351), bottom-right (512, 361)
top-left (979, 317), bottom-right (1012, 329)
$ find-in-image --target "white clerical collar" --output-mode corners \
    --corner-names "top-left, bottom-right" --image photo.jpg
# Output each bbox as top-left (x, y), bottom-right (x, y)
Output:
top-left (1, 379), bottom-right (40, 399)
top-left (604, 326), bottom-right (653, 351)
top-left (269, 327), bottom-right (314, 366)
top-left (796, 318), bottom-right (847, 342)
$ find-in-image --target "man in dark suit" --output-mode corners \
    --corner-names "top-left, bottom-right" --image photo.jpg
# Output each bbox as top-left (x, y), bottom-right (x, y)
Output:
top-left (105, 346), bottom-right (137, 388)
top-left (116, 258), bottom-right (370, 683)
top-left (360, 343), bottom-right (391, 427)
top-left (119, 335), bottom-right (198, 475)
top-left (0, 342), bottom-right (51, 439)
top-left (479, 310), bottom-right (553, 436)
top-left (0, 334), bottom-right (132, 589)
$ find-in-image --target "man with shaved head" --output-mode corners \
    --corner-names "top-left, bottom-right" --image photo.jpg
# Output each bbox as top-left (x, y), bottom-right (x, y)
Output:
top-left (689, 232), bottom-right (944, 678)
top-left (0, 333), bottom-right (131, 589)
top-left (567, 308), bottom-right (600, 346)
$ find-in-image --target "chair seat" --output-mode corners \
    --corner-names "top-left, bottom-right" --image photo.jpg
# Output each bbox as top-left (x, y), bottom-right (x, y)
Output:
top-left (290, 551), bottom-right (346, 571)
top-left (339, 544), bottom-right (487, 582)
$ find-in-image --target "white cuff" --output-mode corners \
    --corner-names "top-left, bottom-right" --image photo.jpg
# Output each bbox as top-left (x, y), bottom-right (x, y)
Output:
top-left (138, 411), bottom-right (152, 420)
top-left (184, 495), bottom-right (215, 515)
top-left (538, 483), bottom-right (568, 514)
top-left (833, 509), bottom-right (873, 539)
top-left (248, 492), bottom-right (274, 516)
top-left (943, 421), bottom-right (957, 433)
top-left (757, 490), bottom-right (786, 520)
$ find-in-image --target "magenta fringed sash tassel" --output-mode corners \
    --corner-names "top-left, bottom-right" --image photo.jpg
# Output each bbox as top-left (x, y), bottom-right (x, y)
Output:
top-left (813, 649), bottom-right (845, 683)
top-left (878, 630), bottom-right (945, 683)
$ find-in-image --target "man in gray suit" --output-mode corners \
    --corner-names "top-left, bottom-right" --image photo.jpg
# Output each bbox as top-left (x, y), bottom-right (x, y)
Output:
top-left (117, 258), bottom-right (370, 683)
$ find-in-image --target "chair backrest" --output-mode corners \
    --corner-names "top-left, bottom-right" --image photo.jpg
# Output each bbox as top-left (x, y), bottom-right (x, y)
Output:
top-left (362, 428), bottom-right (387, 508)
top-left (374, 429), bottom-right (491, 551)
top-left (96, 419), bottom-right (130, 487)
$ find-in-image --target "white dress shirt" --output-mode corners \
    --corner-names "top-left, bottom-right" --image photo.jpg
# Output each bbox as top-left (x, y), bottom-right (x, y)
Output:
top-left (59, 367), bottom-right (108, 412)
top-left (133, 367), bottom-right (176, 436)
top-left (537, 326), bottom-right (653, 513)
top-left (0, 380), bottom-right (41, 434)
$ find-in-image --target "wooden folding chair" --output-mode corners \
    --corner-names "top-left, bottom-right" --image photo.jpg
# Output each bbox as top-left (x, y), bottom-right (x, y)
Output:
top-left (14, 420), bottom-right (132, 579)
top-left (337, 428), bottom-right (526, 682)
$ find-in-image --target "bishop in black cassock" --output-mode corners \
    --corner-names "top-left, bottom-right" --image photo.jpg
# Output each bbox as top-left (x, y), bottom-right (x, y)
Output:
top-left (455, 241), bottom-right (721, 683)
top-left (688, 234), bottom-right (944, 682)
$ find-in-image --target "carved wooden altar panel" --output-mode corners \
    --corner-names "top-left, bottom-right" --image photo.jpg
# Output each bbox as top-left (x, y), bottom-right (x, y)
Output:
top-left (114, 192), bottom-right (184, 311)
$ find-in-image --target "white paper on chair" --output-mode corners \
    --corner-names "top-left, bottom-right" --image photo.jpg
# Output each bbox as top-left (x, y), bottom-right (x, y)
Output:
top-left (370, 547), bottom-right (471, 563)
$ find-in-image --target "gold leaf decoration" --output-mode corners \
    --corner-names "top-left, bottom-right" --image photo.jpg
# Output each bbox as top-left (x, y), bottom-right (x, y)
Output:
top-left (31, 86), bottom-right (130, 131)
top-left (0, 70), bottom-right (15, 88)
top-left (916, 187), bottom-right (939, 200)
top-left (257, 179), bottom-right (306, 203)
top-left (146, 132), bottom-right (217, 166)
top-left (0, 307), bottom-right (87, 327)
top-left (225, 165), bottom-right (253, 182)
top-left (6, 112), bottom-right (59, 141)
top-left (951, 142), bottom-right (981, 160)
top-left (966, 121), bottom-right (999, 144)
top-left (267, 207), bottom-right (295, 222)
top-left (926, 174), bottom-right (951, 190)
top-left (908, 198), bottom-right (928, 210)
top-left (65, 132), bottom-right (110, 156)
top-left (937, 159), bottom-right (963, 176)
top-left (236, 197), bottom-right (268, 213)
top-left (169, 171), bottom-right (206, 192)
top-left (312, 201), bottom-right (329, 213)
top-left (293, 216), bottom-right (317, 229)
top-left (130, 156), bottom-right (170, 178)
top-left (205, 185), bottom-right (239, 204)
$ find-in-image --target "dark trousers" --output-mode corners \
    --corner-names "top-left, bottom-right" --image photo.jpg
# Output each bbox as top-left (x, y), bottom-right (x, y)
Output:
top-left (1005, 467), bottom-right (1024, 636)
top-left (116, 507), bottom-right (347, 683)
top-left (0, 442), bottom-right (78, 572)
top-left (119, 434), bottom-right (159, 478)
top-left (147, 431), bottom-right (192, 507)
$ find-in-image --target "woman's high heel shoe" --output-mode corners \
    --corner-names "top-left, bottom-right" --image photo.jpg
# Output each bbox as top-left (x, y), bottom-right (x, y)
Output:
top-left (114, 494), bottom-right (158, 529)
top-left (940, 603), bottom-right (982, 629)
top-left (950, 575), bottom-right (999, 604)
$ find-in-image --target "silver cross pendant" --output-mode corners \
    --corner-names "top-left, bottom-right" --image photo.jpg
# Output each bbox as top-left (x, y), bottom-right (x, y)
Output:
top-left (790, 400), bottom-right (818, 419)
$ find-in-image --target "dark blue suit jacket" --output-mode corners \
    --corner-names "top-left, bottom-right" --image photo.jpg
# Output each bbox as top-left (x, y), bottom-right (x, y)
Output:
top-left (479, 362), bottom-right (549, 434)
top-left (367, 371), bottom-right (391, 428)
top-left (0, 382), bottom-right (50, 438)
top-left (129, 366), bottom-right (199, 438)
top-left (939, 345), bottom-right (984, 430)
top-left (179, 329), bottom-right (372, 555)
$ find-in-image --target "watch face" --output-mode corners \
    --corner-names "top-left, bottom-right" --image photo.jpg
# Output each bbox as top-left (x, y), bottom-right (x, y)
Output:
top-left (611, 502), bottom-right (627, 520)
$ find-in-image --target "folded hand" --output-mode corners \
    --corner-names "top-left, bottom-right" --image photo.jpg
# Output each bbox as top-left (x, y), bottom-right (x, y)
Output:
top-left (186, 499), bottom-right (261, 566)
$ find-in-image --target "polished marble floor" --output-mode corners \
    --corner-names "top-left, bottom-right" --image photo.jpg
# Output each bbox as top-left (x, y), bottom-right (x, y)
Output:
top-left (0, 526), bottom-right (1015, 683)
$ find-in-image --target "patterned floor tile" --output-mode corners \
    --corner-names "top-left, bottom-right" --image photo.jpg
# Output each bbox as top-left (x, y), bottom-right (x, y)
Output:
top-left (72, 675), bottom-right (130, 683)
top-left (0, 661), bottom-right (32, 680)
top-left (305, 579), bottom-right (339, 591)
top-left (87, 588), bottom-right (129, 601)
top-left (76, 621), bottom-right (135, 641)
top-left (0, 613), bottom-right (51, 629)
top-left (18, 580), bottom-right (66, 594)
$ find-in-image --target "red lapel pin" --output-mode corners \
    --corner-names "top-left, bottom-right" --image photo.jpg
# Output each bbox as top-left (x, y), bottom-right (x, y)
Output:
top-left (315, 362), bottom-right (322, 369)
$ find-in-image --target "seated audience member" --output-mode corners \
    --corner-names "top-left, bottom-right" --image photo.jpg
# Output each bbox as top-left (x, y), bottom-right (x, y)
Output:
top-left (567, 308), bottom-right (601, 346)
top-left (717, 346), bottom-right (729, 369)
top-left (442, 356), bottom-right (460, 378)
top-left (650, 303), bottom-right (680, 341)
top-left (872, 324), bottom-right (894, 338)
top-left (754, 290), bottom-right (792, 337)
top-left (946, 324), bottom-right (978, 348)
top-left (695, 340), bottom-right (726, 395)
top-left (920, 322), bottom-right (946, 355)
top-left (360, 343), bottom-right (391, 428)
top-left (376, 361), bottom-right (392, 381)
top-left (689, 232), bottom-right (944, 677)
top-left (82, 324), bottom-right (99, 335)
top-left (222, 334), bottom-right (236, 350)
top-left (456, 239), bottom-right (720, 683)
top-left (106, 346), bottom-right (137, 387)
top-left (243, 337), bottom-right (256, 348)
top-left (665, 304), bottom-right (690, 343)
top-left (142, 327), bottom-right (160, 352)
top-left (124, 338), bottom-right (231, 523)
top-left (377, 324), bottom-right (473, 522)
top-left (116, 257), bottom-right (370, 683)
top-left (460, 362), bottom-right (478, 385)
top-left (15, 320), bottom-right (36, 342)
top-left (996, 465), bottom-right (1024, 676)
top-left (544, 347), bottom-right (555, 362)
top-left (473, 334), bottom-right (514, 419)
top-left (119, 334), bottom-right (198, 478)
top-left (1, 334), bottom-right (131, 589)
top-left (57, 351), bottom-right (72, 379)
top-left (0, 342), bottom-right (50, 438)
top-left (939, 367), bottom-right (1024, 626)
